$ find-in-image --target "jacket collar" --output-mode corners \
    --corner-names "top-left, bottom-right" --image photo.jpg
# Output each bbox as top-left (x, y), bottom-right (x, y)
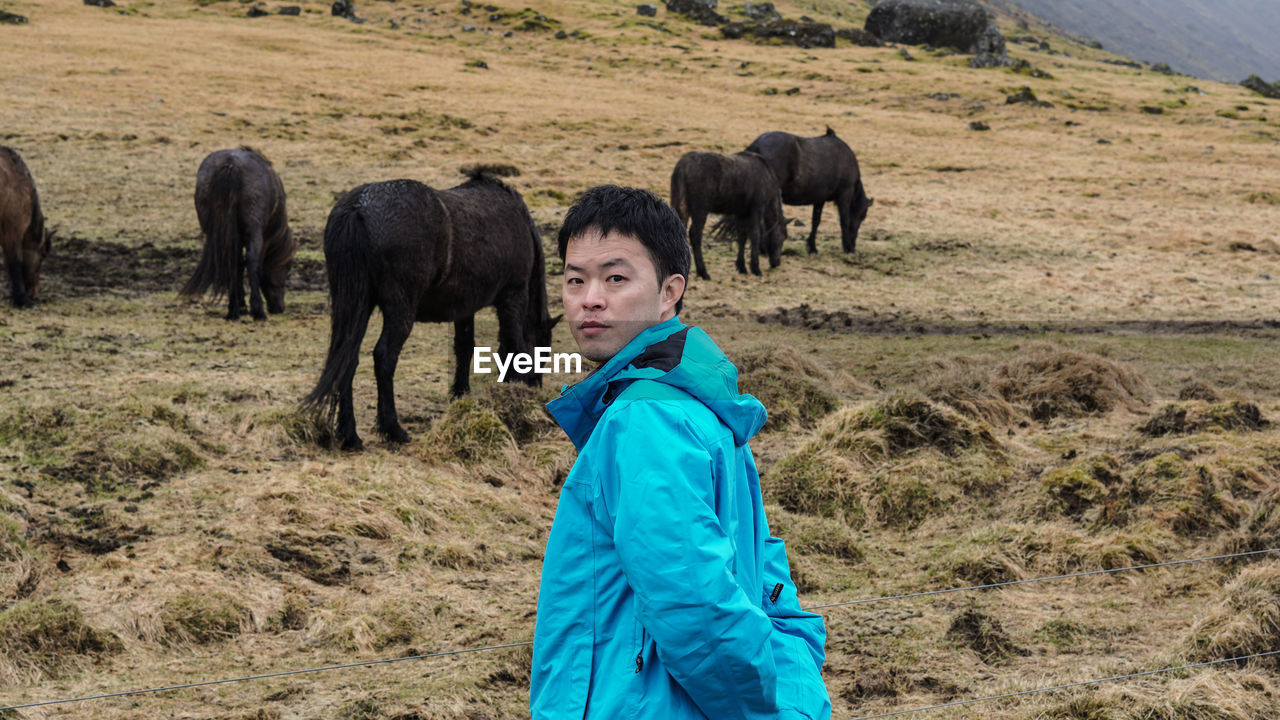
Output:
top-left (547, 316), bottom-right (686, 450)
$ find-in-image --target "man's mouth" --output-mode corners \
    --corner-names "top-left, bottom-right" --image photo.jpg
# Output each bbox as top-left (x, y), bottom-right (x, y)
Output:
top-left (579, 320), bottom-right (609, 335)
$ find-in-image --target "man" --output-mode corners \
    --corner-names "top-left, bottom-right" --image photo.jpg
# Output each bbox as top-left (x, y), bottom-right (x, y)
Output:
top-left (531, 185), bottom-right (831, 720)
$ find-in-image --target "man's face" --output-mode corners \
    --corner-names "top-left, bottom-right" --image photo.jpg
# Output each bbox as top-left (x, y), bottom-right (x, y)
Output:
top-left (563, 229), bottom-right (684, 364)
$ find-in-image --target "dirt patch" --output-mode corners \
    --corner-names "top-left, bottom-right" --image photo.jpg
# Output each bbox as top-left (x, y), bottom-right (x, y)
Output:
top-left (265, 532), bottom-right (353, 586)
top-left (945, 607), bottom-right (1028, 663)
top-left (755, 305), bottom-right (1280, 337)
top-left (40, 235), bottom-right (325, 300)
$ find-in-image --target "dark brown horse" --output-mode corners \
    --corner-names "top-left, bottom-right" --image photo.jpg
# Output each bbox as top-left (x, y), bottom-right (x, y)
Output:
top-left (0, 147), bottom-right (53, 309)
top-left (304, 165), bottom-right (557, 451)
top-left (181, 147), bottom-right (295, 320)
top-left (745, 128), bottom-right (873, 253)
top-left (669, 151), bottom-right (787, 280)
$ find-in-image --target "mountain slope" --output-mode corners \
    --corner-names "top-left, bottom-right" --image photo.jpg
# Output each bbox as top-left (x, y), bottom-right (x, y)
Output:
top-left (993, 0), bottom-right (1280, 82)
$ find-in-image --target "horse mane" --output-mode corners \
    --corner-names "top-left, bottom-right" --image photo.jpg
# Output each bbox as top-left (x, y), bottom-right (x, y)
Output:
top-left (459, 163), bottom-right (521, 180)
top-left (825, 126), bottom-right (836, 136)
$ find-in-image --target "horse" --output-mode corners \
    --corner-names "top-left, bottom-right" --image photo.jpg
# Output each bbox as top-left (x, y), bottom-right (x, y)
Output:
top-left (669, 151), bottom-right (787, 280)
top-left (745, 127), bottom-right (874, 253)
top-left (304, 165), bottom-right (557, 451)
top-left (0, 147), bottom-right (53, 309)
top-left (181, 147), bottom-right (295, 321)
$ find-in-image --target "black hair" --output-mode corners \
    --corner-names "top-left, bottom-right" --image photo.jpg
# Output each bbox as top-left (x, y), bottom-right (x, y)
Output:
top-left (557, 185), bottom-right (690, 314)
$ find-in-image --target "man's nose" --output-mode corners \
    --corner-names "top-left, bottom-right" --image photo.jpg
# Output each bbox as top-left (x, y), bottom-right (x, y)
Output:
top-left (581, 279), bottom-right (605, 310)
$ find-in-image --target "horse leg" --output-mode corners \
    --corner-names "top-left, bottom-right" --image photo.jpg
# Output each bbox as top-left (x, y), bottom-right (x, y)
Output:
top-left (451, 315), bottom-right (475, 398)
top-left (226, 244), bottom-right (244, 320)
top-left (807, 201), bottom-right (824, 254)
top-left (734, 222), bottom-right (747, 275)
top-left (373, 307), bottom-right (414, 444)
top-left (690, 210), bottom-right (711, 281)
top-left (837, 189), bottom-right (856, 253)
top-left (246, 228), bottom-right (267, 321)
top-left (748, 209), bottom-right (763, 277)
top-left (4, 245), bottom-right (34, 309)
top-left (495, 290), bottom-right (539, 387)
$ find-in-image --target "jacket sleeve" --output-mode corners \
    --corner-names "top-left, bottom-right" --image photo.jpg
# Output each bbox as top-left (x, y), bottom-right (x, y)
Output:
top-left (601, 399), bottom-right (780, 720)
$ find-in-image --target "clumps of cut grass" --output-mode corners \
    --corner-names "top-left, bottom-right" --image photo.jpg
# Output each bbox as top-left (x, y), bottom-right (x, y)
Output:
top-left (257, 406), bottom-right (336, 448)
top-left (1041, 453), bottom-right (1123, 520)
top-left (766, 508), bottom-right (865, 561)
top-left (1126, 454), bottom-right (1242, 536)
top-left (418, 398), bottom-right (517, 464)
top-left (1219, 487), bottom-right (1280, 556)
top-left (815, 396), bottom-right (997, 461)
top-left (735, 346), bottom-right (865, 430)
top-left (1185, 561), bottom-right (1280, 668)
top-left (467, 382), bottom-right (558, 445)
top-left (1139, 401), bottom-right (1269, 437)
top-left (160, 590), bottom-right (250, 645)
top-left (2, 399), bottom-right (206, 493)
top-left (945, 607), bottom-right (1028, 663)
top-left (764, 448), bottom-right (865, 522)
top-left (994, 344), bottom-right (1148, 420)
top-left (921, 356), bottom-right (1022, 426)
top-left (0, 599), bottom-right (121, 680)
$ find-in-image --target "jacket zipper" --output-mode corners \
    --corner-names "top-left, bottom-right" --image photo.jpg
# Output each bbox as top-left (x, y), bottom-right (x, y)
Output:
top-left (635, 624), bottom-right (647, 673)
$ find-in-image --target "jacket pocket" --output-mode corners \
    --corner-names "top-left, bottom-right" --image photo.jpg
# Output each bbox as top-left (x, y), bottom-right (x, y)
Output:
top-left (633, 616), bottom-right (649, 674)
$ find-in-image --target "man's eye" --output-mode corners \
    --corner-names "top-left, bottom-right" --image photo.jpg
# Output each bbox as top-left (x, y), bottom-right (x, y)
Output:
top-left (607, 275), bottom-right (626, 283)
top-left (566, 277), bottom-right (583, 285)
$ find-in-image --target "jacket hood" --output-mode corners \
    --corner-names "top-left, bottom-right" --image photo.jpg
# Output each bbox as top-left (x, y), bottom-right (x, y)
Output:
top-left (547, 317), bottom-right (767, 450)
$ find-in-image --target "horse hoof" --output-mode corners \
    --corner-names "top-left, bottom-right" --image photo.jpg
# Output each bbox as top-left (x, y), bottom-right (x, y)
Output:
top-left (340, 437), bottom-right (365, 452)
top-left (253, 313), bottom-right (267, 322)
top-left (381, 426), bottom-right (411, 444)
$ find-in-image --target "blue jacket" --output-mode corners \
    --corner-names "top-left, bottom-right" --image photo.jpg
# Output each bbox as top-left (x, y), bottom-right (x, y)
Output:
top-left (531, 317), bottom-right (831, 720)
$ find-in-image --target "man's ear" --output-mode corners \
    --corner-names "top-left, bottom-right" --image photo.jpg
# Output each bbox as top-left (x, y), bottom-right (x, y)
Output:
top-left (660, 273), bottom-right (686, 316)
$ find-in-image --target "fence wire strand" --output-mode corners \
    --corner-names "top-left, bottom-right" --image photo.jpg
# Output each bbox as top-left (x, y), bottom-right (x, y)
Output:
top-left (3, 546), bottom-right (1276, 713)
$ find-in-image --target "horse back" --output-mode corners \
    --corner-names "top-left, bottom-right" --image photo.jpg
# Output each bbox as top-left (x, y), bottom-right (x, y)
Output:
top-left (196, 147), bottom-right (287, 236)
top-left (431, 178), bottom-right (539, 306)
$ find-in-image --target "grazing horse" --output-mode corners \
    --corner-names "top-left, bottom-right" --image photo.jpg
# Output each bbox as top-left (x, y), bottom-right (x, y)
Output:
top-left (304, 165), bottom-right (557, 451)
top-left (0, 147), bottom-right (53, 309)
top-left (181, 147), bottom-right (295, 320)
top-left (745, 128), bottom-right (873, 253)
top-left (669, 151), bottom-right (787, 280)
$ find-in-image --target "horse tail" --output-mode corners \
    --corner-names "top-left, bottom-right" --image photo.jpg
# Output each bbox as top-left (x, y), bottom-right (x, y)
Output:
top-left (182, 162), bottom-right (241, 298)
top-left (303, 194), bottom-right (374, 417)
top-left (708, 215), bottom-right (743, 244)
top-left (523, 205), bottom-right (551, 344)
top-left (669, 163), bottom-right (689, 223)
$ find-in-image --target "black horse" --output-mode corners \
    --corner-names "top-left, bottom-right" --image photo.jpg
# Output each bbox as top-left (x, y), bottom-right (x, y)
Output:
top-left (304, 165), bottom-right (556, 451)
top-left (0, 147), bottom-right (53, 309)
top-left (182, 147), bottom-right (295, 320)
top-left (669, 151), bottom-right (787, 280)
top-left (745, 128), bottom-right (873, 253)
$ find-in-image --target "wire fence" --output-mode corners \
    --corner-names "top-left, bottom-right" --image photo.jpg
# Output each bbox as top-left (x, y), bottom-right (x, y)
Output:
top-left (3, 546), bottom-right (1276, 714)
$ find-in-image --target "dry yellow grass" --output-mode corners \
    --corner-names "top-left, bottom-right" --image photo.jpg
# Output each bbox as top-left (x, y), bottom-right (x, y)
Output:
top-left (2, 0), bottom-right (1280, 718)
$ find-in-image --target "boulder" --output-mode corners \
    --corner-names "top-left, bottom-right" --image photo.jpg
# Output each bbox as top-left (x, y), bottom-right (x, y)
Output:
top-left (84, 0), bottom-right (117, 7)
top-left (636, 3), bottom-right (658, 16)
top-left (278, 6), bottom-right (302, 15)
top-left (331, 0), bottom-right (358, 20)
top-left (664, 0), bottom-right (724, 25)
top-left (741, 2), bottom-right (780, 21)
top-left (247, 3), bottom-right (269, 17)
top-left (1241, 74), bottom-right (1280, 100)
top-left (720, 18), bottom-right (834, 48)
top-left (0, 9), bottom-right (27, 23)
top-left (968, 19), bottom-right (1010, 67)
top-left (865, 0), bottom-right (1003, 55)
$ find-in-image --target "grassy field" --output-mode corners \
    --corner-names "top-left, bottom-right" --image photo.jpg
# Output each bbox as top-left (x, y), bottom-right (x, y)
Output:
top-left (2, 0), bottom-right (1280, 718)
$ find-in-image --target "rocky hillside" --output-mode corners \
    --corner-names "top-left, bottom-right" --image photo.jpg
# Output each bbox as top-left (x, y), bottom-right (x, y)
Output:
top-left (991, 0), bottom-right (1280, 82)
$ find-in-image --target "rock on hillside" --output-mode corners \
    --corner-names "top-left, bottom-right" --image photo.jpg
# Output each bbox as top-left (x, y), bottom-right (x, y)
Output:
top-left (865, 0), bottom-right (1009, 67)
